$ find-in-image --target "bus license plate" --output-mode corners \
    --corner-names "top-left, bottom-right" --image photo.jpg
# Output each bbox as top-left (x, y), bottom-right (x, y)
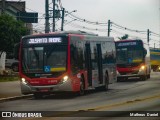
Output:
top-left (39, 88), bottom-right (49, 92)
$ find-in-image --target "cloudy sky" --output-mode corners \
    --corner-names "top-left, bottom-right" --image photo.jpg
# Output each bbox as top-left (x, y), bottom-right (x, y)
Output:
top-left (10, 0), bottom-right (160, 47)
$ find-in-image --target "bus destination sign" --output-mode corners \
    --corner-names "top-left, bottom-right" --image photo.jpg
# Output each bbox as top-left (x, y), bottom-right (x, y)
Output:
top-left (117, 42), bottom-right (137, 47)
top-left (28, 37), bottom-right (62, 44)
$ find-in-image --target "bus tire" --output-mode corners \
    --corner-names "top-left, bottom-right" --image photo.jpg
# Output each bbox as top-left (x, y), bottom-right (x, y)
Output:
top-left (147, 74), bottom-right (150, 79)
top-left (79, 77), bottom-right (85, 95)
top-left (141, 75), bottom-right (147, 81)
top-left (105, 74), bottom-right (109, 90)
top-left (117, 77), bottom-right (122, 82)
top-left (101, 73), bottom-right (109, 91)
top-left (33, 93), bottom-right (43, 99)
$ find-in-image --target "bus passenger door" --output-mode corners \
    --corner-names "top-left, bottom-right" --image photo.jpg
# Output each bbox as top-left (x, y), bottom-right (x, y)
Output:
top-left (85, 44), bottom-right (92, 86)
top-left (97, 44), bottom-right (103, 84)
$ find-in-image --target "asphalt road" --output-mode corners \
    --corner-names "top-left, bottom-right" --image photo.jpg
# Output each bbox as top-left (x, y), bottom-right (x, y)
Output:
top-left (0, 80), bottom-right (21, 99)
top-left (0, 72), bottom-right (160, 120)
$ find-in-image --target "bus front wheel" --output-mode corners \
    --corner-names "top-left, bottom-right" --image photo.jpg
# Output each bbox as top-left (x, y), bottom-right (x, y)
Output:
top-left (33, 93), bottom-right (43, 99)
top-left (101, 74), bottom-right (109, 91)
top-left (79, 78), bottom-right (85, 95)
top-left (104, 74), bottom-right (109, 90)
top-left (140, 75), bottom-right (147, 81)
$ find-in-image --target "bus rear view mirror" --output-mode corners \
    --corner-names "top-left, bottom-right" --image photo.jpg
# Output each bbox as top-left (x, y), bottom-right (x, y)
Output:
top-left (144, 48), bottom-right (147, 56)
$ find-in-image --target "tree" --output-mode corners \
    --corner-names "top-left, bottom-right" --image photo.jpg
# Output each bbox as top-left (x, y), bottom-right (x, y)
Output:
top-left (118, 34), bottom-right (129, 40)
top-left (0, 14), bottom-right (28, 54)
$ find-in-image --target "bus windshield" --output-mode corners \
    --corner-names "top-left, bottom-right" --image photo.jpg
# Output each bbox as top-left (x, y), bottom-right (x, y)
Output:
top-left (116, 47), bottom-right (143, 64)
top-left (22, 45), bottom-right (67, 74)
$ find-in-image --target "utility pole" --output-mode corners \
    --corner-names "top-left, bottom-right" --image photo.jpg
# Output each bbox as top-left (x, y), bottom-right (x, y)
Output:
top-left (61, 8), bottom-right (65, 31)
top-left (147, 29), bottom-right (150, 43)
top-left (52, 0), bottom-right (56, 32)
top-left (45, 0), bottom-right (50, 33)
top-left (108, 20), bottom-right (111, 37)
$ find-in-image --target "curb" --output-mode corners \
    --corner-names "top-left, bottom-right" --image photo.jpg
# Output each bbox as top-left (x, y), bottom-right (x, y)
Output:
top-left (0, 94), bottom-right (33, 103)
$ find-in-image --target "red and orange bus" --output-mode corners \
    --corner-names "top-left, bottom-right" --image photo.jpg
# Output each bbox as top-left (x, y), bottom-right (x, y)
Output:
top-left (115, 39), bottom-right (151, 81)
top-left (19, 31), bottom-right (117, 98)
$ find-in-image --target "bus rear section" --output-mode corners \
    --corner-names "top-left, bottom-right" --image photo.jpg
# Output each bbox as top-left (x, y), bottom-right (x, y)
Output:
top-left (19, 31), bottom-right (117, 98)
top-left (115, 39), bottom-right (151, 81)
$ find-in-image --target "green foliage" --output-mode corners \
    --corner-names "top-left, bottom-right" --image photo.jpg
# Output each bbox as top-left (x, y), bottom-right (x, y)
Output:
top-left (0, 76), bottom-right (19, 82)
top-left (0, 14), bottom-right (28, 53)
top-left (118, 34), bottom-right (129, 40)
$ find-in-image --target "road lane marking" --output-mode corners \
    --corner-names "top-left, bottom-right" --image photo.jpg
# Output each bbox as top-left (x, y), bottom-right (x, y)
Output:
top-left (80, 94), bottom-right (160, 111)
top-left (21, 94), bottom-right (160, 120)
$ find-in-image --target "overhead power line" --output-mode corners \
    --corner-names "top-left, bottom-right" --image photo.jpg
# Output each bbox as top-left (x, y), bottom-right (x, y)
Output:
top-left (68, 13), bottom-right (108, 25)
top-left (112, 22), bottom-right (146, 33)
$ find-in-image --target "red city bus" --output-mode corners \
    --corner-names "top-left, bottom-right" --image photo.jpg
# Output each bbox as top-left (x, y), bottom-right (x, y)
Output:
top-left (115, 39), bottom-right (151, 81)
top-left (19, 31), bottom-right (117, 98)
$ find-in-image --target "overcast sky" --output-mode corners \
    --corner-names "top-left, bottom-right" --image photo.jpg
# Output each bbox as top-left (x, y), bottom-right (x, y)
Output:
top-left (10, 0), bottom-right (160, 47)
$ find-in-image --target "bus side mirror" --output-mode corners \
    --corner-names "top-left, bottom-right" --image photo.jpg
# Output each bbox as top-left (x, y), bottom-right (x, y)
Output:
top-left (14, 43), bottom-right (20, 60)
top-left (144, 48), bottom-right (147, 56)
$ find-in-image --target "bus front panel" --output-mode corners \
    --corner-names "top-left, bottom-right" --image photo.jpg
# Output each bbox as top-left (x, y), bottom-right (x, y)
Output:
top-left (19, 36), bottom-right (74, 94)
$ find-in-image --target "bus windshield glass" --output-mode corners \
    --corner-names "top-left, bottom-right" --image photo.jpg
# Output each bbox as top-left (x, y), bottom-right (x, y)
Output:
top-left (22, 45), bottom-right (67, 75)
top-left (116, 40), bottom-right (144, 65)
top-left (116, 47), bottom-right (143, 64)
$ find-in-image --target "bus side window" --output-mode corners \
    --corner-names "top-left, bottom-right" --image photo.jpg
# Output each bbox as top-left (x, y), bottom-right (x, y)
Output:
top-left (70, 44), bottom-right (79, 75)
top-left (70, 41), bottom-right (84, 75)
top-left (102, 42), bottom-right (116, 64)
top-left (90, 43), bottom-right (97, 70)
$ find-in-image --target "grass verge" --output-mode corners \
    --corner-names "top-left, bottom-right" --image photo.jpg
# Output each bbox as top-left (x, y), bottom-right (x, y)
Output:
top-left (0, 76), bottom-right (19, 82)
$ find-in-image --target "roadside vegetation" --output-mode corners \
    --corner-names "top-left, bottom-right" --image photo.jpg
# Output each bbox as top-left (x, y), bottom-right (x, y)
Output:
top-left (0, 14), bottom-right (28, 53)
top-left (0, 68), bottom-right (19, 82)
top-left (0, 76), bottom-right (19, 82)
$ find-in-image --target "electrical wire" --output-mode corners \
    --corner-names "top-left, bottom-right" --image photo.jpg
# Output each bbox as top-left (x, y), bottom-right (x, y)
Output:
top-left (68, 13), bottom-right (108, 25)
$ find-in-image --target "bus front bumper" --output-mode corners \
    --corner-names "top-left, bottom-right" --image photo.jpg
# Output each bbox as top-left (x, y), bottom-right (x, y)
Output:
top-left (117, 70), bottom-right (146, 80)
top-left (20, 79), bottom-right (73, 95)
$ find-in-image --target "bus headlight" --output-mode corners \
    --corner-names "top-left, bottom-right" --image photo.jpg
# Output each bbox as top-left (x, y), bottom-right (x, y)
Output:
top-left (21, 78), bottom-right (28, 85)
top-left (116, 70), bottom-right (120, 75)
top-left (158, 66), bottom-right (160, 71)
top-left (139, 65), bottom-right (145, 71)
top-left (60, 75), bottom-right (69, 84)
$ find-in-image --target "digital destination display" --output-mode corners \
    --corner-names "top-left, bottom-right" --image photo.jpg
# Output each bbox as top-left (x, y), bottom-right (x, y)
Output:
top-left (28, 37), bottom-right (62, 44)
top-left (117, 42), bottom-right (137, 47)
